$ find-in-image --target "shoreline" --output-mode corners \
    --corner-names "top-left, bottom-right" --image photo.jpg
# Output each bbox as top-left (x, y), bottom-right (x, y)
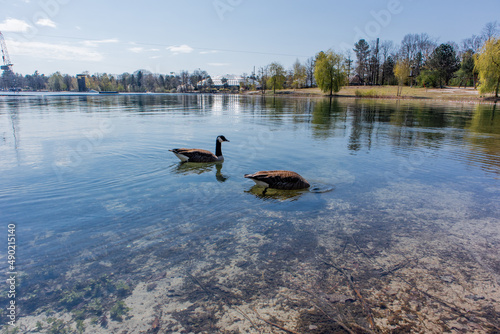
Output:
top-left (1, 86), bottom-right (498, 105)
top-left (244, 86), bottom-right (499, 105)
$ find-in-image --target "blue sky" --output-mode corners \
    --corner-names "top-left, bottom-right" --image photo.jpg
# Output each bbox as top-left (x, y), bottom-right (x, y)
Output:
top-left (0, 0), bottom-right (498, 76)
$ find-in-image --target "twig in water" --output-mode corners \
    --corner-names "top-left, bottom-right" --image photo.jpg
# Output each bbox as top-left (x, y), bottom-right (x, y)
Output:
top-left (306, 297), bottom-right (356, 334)
top-left (252, 308), bottom-right (301, 334)
top-left (317, 256), bottom-right (378, 332)
top-left (397, 273), bottom-right (500, 331)
top-left (187, 272), bottom-right (261, 333)
top-left (351, 235), bottom-right (376, 263)
top-left (379, 261), bottom-right (408, 277)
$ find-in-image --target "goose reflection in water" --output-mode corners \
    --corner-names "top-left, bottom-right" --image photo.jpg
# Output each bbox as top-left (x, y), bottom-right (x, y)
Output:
top-left (172, 162), bottom-right (228, 182)
top-left (245, 186), bottom-right (309, 201)
top-left (245, 182), bottom-right (334, 201)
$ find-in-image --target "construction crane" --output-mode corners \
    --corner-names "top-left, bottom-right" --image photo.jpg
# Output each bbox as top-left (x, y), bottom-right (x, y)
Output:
top-left (0, 31), bottom-right (13, 71)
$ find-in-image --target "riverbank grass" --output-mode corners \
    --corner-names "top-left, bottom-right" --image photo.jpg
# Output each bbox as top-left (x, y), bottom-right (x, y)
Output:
top-left (260, 85), bottom-right (497, 103)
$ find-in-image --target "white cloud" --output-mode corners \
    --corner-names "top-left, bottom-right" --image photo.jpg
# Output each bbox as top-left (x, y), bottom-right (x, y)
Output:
top-left (128, 47), bottom-right (160, 54)
top-left (208, 62), bottom-right (230, 67)
top-left (82, 38), bottom-right (119, 47)
top-left (0, 18), bottom-right (32, 32)
top-left (166, 44), bottom-right (194, 54)
top-left (8, 39), bottom-right (104, 62)
top-left (200, 50), bottom-right (218, 54)
top-left (128, 47), bottom-right (144, 53)
top-left (35, 18), bottom-right (56, 28)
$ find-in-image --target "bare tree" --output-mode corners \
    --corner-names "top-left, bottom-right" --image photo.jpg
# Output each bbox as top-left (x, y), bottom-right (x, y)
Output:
top-left (380, 40), bottom-right (395, 85)
top-left (400, 33), bottom-right (436, 62)
top-left (399, 33), bottom-right (437, 80)
top-left (305, 57), bottom-right (315, 88)
top-left (344, 50), bottom-right (354, 84)
top-left (380, 40), bottom-right (395, 62)
top-left (482, 21), bottom-right (499, 41)
top-left (369, 39), bottom-right (381, 84)
top-left (400, 34), bottom-right (418, 62)
top-left (258, 66), bottom-right (268, 94)
top-left (179, 70), bottom-right (190, 92)
top-left (462, 35), bottom-right (484, 53)
top-left (291, 59), bottom-right (307, 89)
top-left (417, 34), bottom-right (437, 63)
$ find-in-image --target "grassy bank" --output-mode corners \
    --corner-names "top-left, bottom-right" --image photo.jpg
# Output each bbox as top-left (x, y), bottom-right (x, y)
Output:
top-left (251, 86), bottom-right (498, 103)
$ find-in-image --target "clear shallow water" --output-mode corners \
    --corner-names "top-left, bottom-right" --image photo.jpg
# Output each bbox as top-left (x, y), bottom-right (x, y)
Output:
top-left (1, 94), bottom-right (499, 331)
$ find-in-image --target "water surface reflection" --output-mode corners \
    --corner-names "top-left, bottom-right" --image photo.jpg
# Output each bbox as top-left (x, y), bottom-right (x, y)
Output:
top-left (172, 162), bottom-right (228, 182)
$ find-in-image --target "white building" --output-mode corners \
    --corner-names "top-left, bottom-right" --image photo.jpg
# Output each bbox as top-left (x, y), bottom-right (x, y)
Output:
top-left (198, 75), bottom-right (259, 88)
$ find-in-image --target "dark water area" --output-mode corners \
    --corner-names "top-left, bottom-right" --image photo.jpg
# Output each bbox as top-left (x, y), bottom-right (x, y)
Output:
top-left (0, 94), bottom-right (499, 333)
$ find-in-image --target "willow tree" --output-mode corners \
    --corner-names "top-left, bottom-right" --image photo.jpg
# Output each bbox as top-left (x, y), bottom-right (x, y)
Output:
top-left (394, 58), bottom-right (410, 96)
top-left (475, 37), bottom-right (500, 98)
top-left (314, 50), bottom-right (347, 96)
top-left (267, 62), bottom-right (286, 94)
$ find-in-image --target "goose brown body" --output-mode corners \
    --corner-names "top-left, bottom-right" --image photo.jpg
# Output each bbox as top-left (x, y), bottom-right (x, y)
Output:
top-left (169, 148), bottom-right (219, 162)
top-left (170, 135), bottom-right (229, 162)
top-left (244, 170), bottom-right (310, 190)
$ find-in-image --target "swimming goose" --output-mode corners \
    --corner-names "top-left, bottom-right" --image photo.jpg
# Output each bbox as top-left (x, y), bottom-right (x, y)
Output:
top-left (244, 170), bottom-right (310, 193)
top-left (169, 135), bottom-right (229, 162)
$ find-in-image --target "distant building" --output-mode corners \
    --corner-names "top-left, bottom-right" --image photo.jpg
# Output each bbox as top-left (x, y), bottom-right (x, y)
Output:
top-left (76, 74), bottom-right (87, 92)
top-left (198, 75), bottom-right (260, 89)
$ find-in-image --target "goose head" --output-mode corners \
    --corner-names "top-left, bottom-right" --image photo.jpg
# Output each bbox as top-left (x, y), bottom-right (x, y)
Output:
top-left (217, 135), bottom-right (230, 143)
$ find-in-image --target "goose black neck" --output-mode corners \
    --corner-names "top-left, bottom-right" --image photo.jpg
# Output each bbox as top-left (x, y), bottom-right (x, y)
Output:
top-left (215, 139), bottom-right (222, 157)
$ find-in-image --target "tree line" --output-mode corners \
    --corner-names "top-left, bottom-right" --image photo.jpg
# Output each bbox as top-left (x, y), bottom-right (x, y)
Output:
top-left (256, 21), bottom-right (500, 97)
top-left (0, 68), bottom-right (213, 93)
top-left (1, 21), bottom-right (499, 97)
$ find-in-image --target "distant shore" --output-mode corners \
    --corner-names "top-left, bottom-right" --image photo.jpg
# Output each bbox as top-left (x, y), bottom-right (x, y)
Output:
top-left (1, 86), bottom-right (497, 104)
top-left (247, 86), bottom-right (499, 104)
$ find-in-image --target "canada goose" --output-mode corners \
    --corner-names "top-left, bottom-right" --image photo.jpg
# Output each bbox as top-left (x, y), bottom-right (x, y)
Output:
top-left (170, 135), bottom-right (229, 162)
top-left (244, 170), bottom-right (310, 194)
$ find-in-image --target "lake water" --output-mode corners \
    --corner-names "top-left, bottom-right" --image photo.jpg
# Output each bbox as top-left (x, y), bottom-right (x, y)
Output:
top-left (1, 94), bottom-right (499, 333)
